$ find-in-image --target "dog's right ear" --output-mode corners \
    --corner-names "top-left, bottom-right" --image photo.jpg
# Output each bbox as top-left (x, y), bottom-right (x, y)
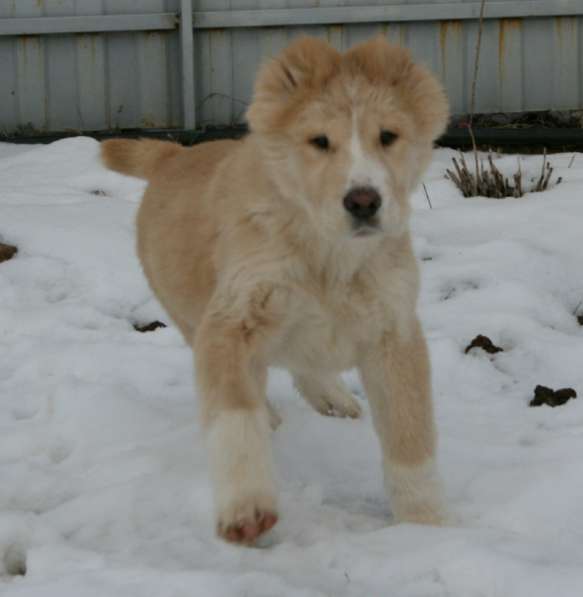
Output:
top-left (247, 36), bottom-right (339, 134)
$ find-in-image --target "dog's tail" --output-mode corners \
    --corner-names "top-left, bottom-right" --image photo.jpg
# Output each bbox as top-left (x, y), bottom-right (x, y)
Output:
top-left (101, 138), bottom-right (182, 180)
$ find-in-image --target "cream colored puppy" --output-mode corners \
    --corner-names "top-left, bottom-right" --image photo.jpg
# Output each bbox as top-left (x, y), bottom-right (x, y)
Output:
top-left (102, 36), bottom-right (449, 545)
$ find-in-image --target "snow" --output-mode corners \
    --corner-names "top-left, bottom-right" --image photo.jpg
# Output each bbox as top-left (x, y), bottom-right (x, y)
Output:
top-left (1, 138), bottom-right (583, 596)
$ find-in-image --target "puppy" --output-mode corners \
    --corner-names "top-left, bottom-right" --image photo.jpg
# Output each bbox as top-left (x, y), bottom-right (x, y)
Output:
top-left (101, 35), bottom-right (449, 545)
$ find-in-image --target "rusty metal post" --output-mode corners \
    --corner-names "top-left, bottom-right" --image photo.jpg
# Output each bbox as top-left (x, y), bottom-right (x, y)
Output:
top-left (180, 0), bottom-right (196, 130)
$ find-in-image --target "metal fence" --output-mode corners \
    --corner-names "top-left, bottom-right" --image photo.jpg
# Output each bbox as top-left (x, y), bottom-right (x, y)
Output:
top-left (1, 1), bottom-right (582, 135)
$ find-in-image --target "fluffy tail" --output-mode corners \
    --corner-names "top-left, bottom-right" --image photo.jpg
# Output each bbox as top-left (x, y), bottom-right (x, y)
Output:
top-left (101, 138), bottom-right (182, 180)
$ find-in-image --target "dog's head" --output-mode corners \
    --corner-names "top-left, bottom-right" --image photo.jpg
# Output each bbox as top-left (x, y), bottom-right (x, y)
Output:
top-left (247, 36), bottom-right (449, 241)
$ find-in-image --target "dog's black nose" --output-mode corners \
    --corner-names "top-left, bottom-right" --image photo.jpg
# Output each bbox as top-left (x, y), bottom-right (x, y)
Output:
top-left (343, 187), bottom-right (382, 220)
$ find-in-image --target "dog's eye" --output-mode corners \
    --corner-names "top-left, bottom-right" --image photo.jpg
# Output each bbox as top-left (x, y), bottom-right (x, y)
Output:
top-left (380, 130), bottom-right (398, 147)
top-left (309, 135), bottom-right (330, 151)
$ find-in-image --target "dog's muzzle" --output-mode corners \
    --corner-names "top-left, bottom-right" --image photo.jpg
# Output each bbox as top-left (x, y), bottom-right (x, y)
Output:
top-left (343, 186), bottom-right (382, 233)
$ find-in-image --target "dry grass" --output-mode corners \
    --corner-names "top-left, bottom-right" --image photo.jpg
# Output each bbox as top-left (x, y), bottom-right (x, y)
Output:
top-left (446, 149), bottom-right (562, 198)
top-left (446, 0), bottom-right (564, 200)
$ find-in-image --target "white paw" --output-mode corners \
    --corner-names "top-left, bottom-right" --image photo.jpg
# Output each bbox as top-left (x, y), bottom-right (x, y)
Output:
top-left (309, 388), bottom-right (362, 419)
top-left (295, 375), bottom-right (362, 419)
top-left (392, 497), bottom-right (447, 526)
top-left (216, 492), bottom-right (278, 545)
top-left (388, 460), bottom-right (447, 526)
top-left (208, 409), bottom-right (278, 545)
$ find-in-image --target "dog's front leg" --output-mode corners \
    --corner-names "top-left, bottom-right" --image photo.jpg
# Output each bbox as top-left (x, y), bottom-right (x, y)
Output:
top-left (194, 287), bottom-right (283, 545)
top-left (359, 315), bottom-right (445, 525)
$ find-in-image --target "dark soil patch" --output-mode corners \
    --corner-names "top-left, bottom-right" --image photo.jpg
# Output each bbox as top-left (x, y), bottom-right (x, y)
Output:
top-left (134, 320), bottom-right (167, 333)
top-left (0, 242), bottom-right (18, 263)
top-left (452, 110), bottom-right (583, 130)
top-left (529, 385), bottom-right (577, 408)
top-left (3, 544), bottom-right (26, 576)
top-left (577, 315), bottom-right (583, 326)
top-left (464, 334), bottom-right (504, 355)
top-left (4, 117), bottom-right (582, 154)
top-left (90, 189), bottom-right (109, 197)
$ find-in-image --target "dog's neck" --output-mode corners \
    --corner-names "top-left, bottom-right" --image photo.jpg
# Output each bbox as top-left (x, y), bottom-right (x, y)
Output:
top-left (275, 202), bottom-right (410, 291)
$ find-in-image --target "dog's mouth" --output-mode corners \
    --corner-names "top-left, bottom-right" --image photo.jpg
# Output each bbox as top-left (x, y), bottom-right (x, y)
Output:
top-left (351, 217), bottom-right (381, 237)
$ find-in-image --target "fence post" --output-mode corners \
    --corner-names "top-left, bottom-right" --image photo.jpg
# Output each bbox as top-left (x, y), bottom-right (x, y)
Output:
top-left (180, 0), bottom-right (196, 130)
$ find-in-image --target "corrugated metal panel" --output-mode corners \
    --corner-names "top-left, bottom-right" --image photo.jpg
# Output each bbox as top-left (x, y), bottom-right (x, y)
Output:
top-left (194, 1), bottom-right (583, 126)
top-left (0, 0), bottom-right (582, 134)
top-left (193, 0), bottom-right (583, 26)
top-left (0, 0), bottom-right (181, 134)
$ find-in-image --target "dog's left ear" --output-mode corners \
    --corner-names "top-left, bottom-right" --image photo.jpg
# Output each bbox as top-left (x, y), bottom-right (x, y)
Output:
top-left (247, 36), bottom-right (340, 133)
top-left (346, 36), bottom-right (449, 142)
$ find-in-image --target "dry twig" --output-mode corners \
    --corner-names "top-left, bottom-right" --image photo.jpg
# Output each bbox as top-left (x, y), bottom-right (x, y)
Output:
top-left (447, 0), bottom-right (562, 199)
top-left (445, 151), bottom-right (561, 198)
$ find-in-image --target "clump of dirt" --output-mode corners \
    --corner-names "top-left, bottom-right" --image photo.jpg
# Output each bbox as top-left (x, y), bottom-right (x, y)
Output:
top-left (90, 189), bottom-right (109, 197)
top-left (3, 544), bottom-right (26, 576)
top-left (0, 242), bottom-right (18, 263)
top-left (464, 334), bottom-right (504, 355)
top-left (133, 321), bottom-right (167, 333)
top-left (529, 385), bottom-right (577, 408)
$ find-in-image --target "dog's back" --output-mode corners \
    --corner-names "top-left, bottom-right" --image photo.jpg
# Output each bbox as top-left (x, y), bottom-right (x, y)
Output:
top-left (102, 138), bottom-right (242, 341)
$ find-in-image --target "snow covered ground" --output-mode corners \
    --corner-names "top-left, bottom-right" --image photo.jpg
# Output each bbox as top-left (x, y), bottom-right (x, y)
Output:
top-left (1, 138), bottom-right (582, 596)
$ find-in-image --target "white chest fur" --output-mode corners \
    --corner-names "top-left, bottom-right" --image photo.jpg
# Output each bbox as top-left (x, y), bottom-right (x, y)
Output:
top-left (270, 282), bottom-right (385, 374)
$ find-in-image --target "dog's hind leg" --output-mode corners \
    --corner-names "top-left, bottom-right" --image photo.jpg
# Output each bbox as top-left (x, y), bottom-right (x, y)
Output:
top-left (293, 372), bottom-right (362, 419)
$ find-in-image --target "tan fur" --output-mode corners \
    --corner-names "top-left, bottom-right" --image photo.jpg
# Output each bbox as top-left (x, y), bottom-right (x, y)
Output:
top-left (101, 138), bottom-right (184, 180)
top-left (101, 35), bottom-right (449, 544)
